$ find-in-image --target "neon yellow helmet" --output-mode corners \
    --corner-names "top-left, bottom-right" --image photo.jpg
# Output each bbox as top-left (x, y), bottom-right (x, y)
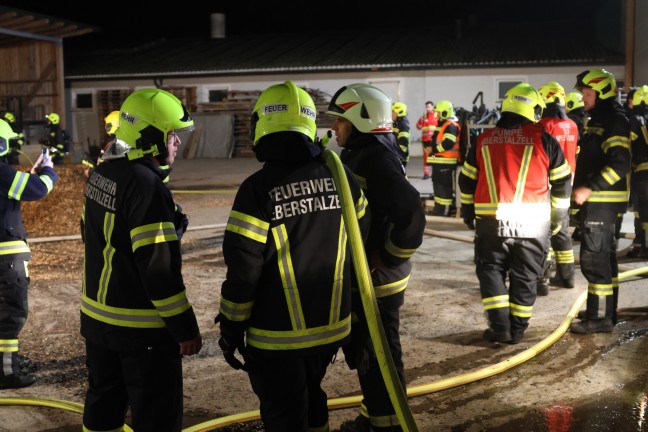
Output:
top-left (4, 112), bottom-right (15, 123)
top-left (565, 92), bottom-right (584, 113)
top-left (574, 68), bottom-right (617, 100)
top-left (434, 100), bottom-right (455, 121)
top-left (116, 88), bottom-right (194, 159)
top-left (46, 112), bottom-right (60, 125)
top-left (0, 119), bottom-right (18, 157)
top-left (327, 83), bottom-right (393, 133)
top-left (250, 81), bottom-right (317, 145)
top-left (501, 83), bottom-right (545, 123)
top-left (631, 85), bottom-right (648, 107)
top-left (538, 81), bottom-right (566, 105)
top-left (392, 102), bottom-right (407, 117)
top-left (104, 110), bottom-right (120, 135)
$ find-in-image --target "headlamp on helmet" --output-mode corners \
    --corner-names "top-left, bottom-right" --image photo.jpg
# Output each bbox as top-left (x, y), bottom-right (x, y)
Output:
top-left (538, 81), bottom-right (566, 106)
top-left (250, 81), bottom-right (317, 145)
top-left (632, 85), bottom-right (648, 107)
top-left (434, 100), bottom-right (455, 121)
top-left (0, 119), bottom-right (18, 157)
top-left (501, 83), bottom-right (545, 123)
top-left (46, 112), bottom-right (60, 125)
top-left (574, 69), bottom-right (617, 100)
top-left (116, 88), bottom-right (194, 160)
top-left (327, 84), bottom-right (393, 133)
top-left (392, 102), bottom-right (407, 117)
top-left (565, 92), bottom-right (584, 113)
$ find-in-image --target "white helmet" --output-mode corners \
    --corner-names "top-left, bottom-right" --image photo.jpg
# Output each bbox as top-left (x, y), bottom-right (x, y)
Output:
top-left (326, 84), bottom-right (393, 133)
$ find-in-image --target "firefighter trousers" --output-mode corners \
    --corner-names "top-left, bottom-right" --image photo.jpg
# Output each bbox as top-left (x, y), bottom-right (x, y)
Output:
top-left (579, 205), bottom-right (619, 322)
top-left (431, 163), bottom-right (456, 210)
top-left (247, 350), bottom-right (336, 432)
top-left (550, 212), bottom-right (576, 280)
top-left (474, 224), bottom-right (546, 337)
top-left (0, 258), bottom-right (29, 378)
top-left (631, 171), bottom-right (648, 247)
top-left (82, 338), bottom-right (183, 432)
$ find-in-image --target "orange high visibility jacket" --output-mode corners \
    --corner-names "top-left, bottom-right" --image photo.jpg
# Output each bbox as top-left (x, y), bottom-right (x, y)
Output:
top-left (427, 119), bottom-right (461, 165)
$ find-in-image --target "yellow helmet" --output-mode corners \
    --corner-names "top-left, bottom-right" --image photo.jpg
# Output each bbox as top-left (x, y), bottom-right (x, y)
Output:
top-left (250, 81), bottom-right (317, 145)
top-left (631, 85), bottom-right (648, 107)
top-left (501, 83), bottom-right (545, 123)
top-left (0, 119), bottom-right (18, 157)
top-left (392, 102), bottom-right (407, 117)
top-left (4, 112), bottom-right (15, 123)
top-left (574, 68), bottom-right (617, 100)
top-left (434, 100), bottom-right (455, 121)
top-left (116, 88), bottom-right (194, 159)
top-left (104, 110), bottom-right (120, 135)
top-left (565, 92), bottom-right (584, 113)
top-left (538, 81), bottom-right (566, 106)
top-left (327, 84), bottom-right (393, 133)
top-left (46, 112), bottom-right (60, 125)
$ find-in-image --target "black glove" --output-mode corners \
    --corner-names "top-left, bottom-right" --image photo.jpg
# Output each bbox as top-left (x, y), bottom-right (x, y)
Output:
top-left (462, 204), bottom-right (475, 230)
top-left (174, 203), bottom-right (189, 239)
top-left (215, 314), bottom-right (248, 371)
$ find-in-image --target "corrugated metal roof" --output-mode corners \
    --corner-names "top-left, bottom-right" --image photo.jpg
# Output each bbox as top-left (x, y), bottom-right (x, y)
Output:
top-left (0, 6), bottom-right (96, 45)
top-left (64, 22), bottom-right (624, 80)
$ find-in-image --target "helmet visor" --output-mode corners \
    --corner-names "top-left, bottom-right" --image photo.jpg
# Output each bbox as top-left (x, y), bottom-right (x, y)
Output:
top-left (169, 124), bottom-right (195, 145)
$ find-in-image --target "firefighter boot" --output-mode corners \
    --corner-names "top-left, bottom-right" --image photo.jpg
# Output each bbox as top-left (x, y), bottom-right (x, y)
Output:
top-left (0, 372), bottom-right (36, 390)
top-left (340, 415), bottom-right (372, 432)
top-left (570, 317), bottom-right (614, 334)
top-left (550, 263), bottom-right (575, 288)
top-left (483, 328), bottom-right (512, 344)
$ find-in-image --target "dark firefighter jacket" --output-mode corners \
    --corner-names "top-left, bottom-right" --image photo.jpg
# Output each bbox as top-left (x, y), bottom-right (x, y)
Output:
top-left (219, 134), bottom-right (370, 356)
top-left (340, 132), bottom-right (426, 269)
top-left (459, 115), bottom-right (572, 238)
top-left (0, 162), bottom-right (58, 261)
top-left (81, 156), bottom-right (200, 350)
top-left (392, 116), bottom-right (411, 164)
top-left (573, 99), bottom-right (631, 214)
top-left (629, 104), bottom-right (648, 173)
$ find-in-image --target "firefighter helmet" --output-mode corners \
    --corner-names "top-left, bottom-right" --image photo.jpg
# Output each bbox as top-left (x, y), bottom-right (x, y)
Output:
top-left (0, 119), bottom-right (18, 157)
top-left (631, 85), bottom-right (648, 107)
top-left (250, 80), bottom-right (317, 145)
top-left (4, 112), bottom-right (15, 123)
top-left (538, 81), bottom-right (566, 105)
top-left (574, 69), bottom-right (617, 100)
top-left (434, 100), bottom-right (455, 121)
top-left (565, 92), bottom-right (584, 113)
top-left (46, 112), bottom-right (60, 125)
top-left (104, 110), bottom-right (120, 135)
top-left (116, 88), bottom-right (194, 159)
top-left (392, 102), bottom-right (407, 117)
top-left (327, 84), bottom-right (393, 133)
top-left (501, 83), bottom-right (545, 123)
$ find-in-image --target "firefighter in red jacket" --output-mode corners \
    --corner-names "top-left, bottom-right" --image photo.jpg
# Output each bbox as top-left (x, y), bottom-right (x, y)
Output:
top-left (536, 81), bottom-right (579, 294)
top-left (459, 83), bottom-right (572, 344)
top-left (81, 88), bottom-right (202, 432)
top-left (429, 100), bottom-right (461, 216)
top-left (328, 84), bottom-right (426, 432)
top-left (216, 81), bottom-right (370, 431)
top-left (0, 120), bottom-right (58, 389)
top-left (570, 69), bottom-right (632, 334)
top-left (416, 101), bottom-right (438, 179)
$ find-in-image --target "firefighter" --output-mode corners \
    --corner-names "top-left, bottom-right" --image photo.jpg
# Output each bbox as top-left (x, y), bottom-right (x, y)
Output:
top-left (81, 88), bottom-right (202, 432)
top-left (216, 81), bottom-right (370, 431)
top-left (624, 85), bottom-right (648, 258)
top-left (44, 112), bottom-right (68, 165)
top-left (429, 100), bottom-right (461, 216)
top-left (565, 91), bottom-right (587, 241)
top-left (416, 101), bottom-right (438, 179)
top-left (3, 112), bottom-right (24, 165)
top-left (327, 84), bottom-right (426, 432)
top-left (536, 81), bottom-right (579, 294)
top-left (459, 83), bottom-right (572, 344)
top-left (392, 102), bottom-right (411, 169)
top-left (0, 119), bottom-right (58, 389)
top-left (570, 69), bottom-right (631, 334)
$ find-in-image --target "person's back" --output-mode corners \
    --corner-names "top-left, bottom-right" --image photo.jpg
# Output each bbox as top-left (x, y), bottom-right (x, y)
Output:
top-left (217, 81), bottom-right (369, 431)
top-left (392, 102), bottom-right (411, 168)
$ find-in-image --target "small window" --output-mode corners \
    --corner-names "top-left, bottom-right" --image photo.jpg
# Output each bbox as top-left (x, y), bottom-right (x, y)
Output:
top-left (208, 90), bottom-right (228, 103)
top-left (498, 81), bottom-right (523, 99)
top-left (76, 93), bottom-right (93, 109)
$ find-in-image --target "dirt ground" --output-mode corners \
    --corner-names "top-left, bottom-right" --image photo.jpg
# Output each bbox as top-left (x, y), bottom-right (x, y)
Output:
top-left (2, 157), bottom-right (648, 432)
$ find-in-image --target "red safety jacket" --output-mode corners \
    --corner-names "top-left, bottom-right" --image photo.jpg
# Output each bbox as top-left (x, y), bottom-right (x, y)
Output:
top-left (539, 117), bottom-right (578, 175)
top-left (416, 111), bottom-right (439, 143)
